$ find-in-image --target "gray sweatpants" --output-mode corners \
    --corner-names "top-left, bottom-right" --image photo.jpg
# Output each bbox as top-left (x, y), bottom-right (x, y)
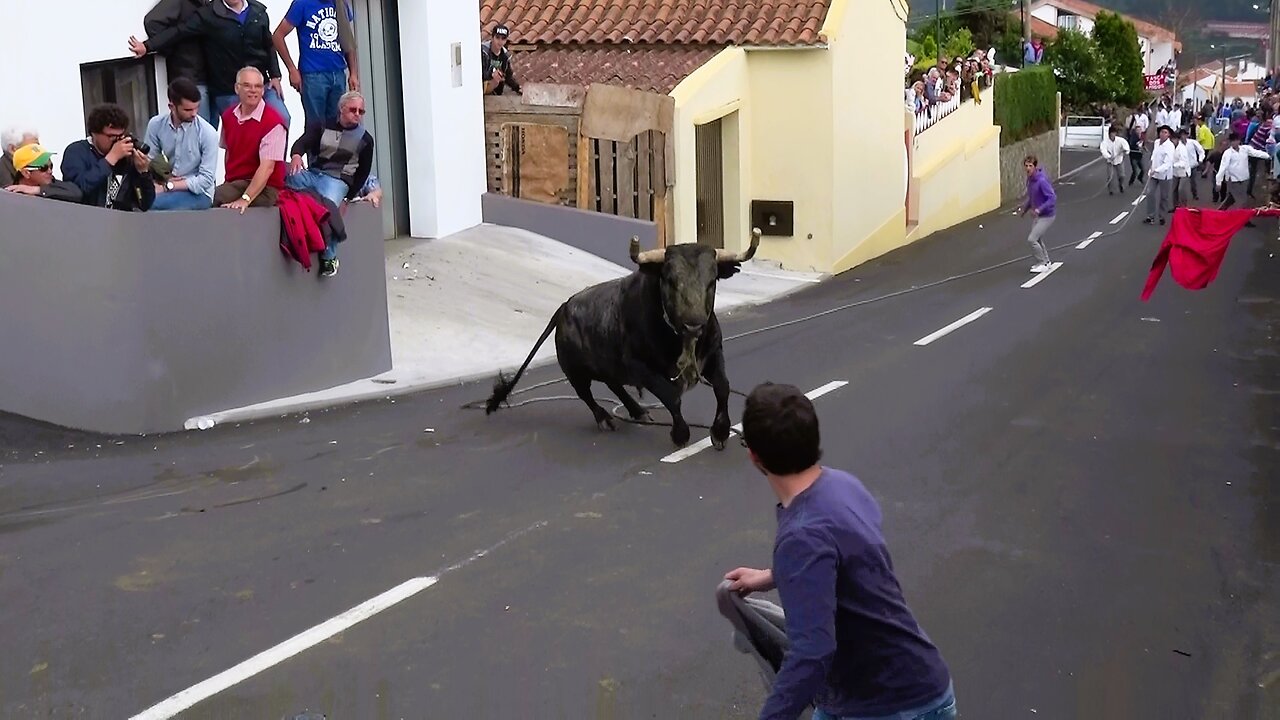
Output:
top-left (1145, 178), bottom-right (1171, 218)
top-left (1106, 162), bottom-right (1125, 193)
top-left (1027, 215), bottom-right (1054, 264)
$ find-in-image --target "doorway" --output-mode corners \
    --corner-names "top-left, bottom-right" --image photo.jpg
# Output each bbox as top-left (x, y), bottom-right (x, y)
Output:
top-left (350, 0), bottom-right (410, 239)
top-left (695, 118), bottom-right (725, 249)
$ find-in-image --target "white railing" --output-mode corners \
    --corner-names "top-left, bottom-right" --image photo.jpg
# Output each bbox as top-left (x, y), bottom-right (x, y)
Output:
top-left (914, 95), bottom-right (961, 134)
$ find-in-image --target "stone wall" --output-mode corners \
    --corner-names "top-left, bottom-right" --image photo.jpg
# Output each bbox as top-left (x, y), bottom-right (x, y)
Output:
top-left (1000, 129), bottom-right (1061, 204)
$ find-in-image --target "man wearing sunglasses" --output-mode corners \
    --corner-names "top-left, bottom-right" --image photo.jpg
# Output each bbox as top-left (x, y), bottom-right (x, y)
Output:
top-left (285, 90), bottom-right (374, 277)
top-left (3, 144), bottom-right (83, 203)
top-left (61, 104), bottom-right (156, 212)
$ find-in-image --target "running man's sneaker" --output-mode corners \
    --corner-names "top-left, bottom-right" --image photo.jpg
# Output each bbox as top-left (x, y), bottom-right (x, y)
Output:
top-left (320, 258), bottom-right (339, 278)
top-left (1030, 263), bottom-right (1051, 273)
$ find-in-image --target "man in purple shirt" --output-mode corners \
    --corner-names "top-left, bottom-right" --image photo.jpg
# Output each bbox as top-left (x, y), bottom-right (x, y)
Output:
top-left (724, 383), bottom-right (955, 720)
top-left (1018, 154), bottom-right (1056, 273)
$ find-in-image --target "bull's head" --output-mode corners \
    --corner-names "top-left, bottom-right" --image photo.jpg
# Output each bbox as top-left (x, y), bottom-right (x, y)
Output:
top-left (629, 228), bottom-right (762, 338)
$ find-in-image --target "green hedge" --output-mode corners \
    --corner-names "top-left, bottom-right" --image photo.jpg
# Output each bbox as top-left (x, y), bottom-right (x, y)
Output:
top-left (994, 66), bottom-right (1058, 146)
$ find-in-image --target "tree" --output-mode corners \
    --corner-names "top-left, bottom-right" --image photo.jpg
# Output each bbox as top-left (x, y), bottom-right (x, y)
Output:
top-left (1047, 29), bottom-right (1105, 108)
top-left (1093, 11), bottom-right (1145, 105)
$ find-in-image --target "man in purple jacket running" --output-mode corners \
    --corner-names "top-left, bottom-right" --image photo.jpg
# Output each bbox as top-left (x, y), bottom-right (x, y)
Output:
top-left (1017, 154), bottom-right (1056, 273)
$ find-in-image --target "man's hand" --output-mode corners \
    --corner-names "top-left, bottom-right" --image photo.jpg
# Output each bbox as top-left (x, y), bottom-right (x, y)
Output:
top-left (132, 150), bottom-right (151, 174)
top-left (128, 36), bottom-right (147, 57)
top-left (724, 567), bottom-right (774, 595)
top-left (270, 78), bottom-right (284, 97)
top-left (155, 182), bottom-right (167, 195)
top-left (222, 198), bottom-right (251, 214)
top-left (348, 72), bottom-right (361, 93)
top-left (289, 155), bottom-right (305, 175)
top-left (106, 137), bottom-right (135, 165)
top-left (288, 68), bottom-right (303, 93)
top-left (492, 69), bottom-right (505, 84)
top-left (5, 185), bottom-right (39, 195)
top-left (1031, 207), bottom-right (1040, 216)
top-left (367, 187), bottom-right (382, 208)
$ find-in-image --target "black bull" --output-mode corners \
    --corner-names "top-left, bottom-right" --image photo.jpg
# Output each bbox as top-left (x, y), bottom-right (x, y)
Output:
top-left (485, 229), bottom-right (762, 448)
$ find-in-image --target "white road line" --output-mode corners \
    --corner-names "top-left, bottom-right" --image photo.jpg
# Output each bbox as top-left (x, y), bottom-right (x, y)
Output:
top-left (660, 381), bottom-right (848, 463)
top-left (913, 307), bottom-right (993, 347)
top-left (1021, 262), bottom-right (1064, 289)
top-left (130, 521), bottom-right (547, 720)
top-left (738, 269), bottom-right (822, 284)
top-left (1110, 211), bottom-right (1129, 224)
top-left (1132, 194), bottom-right (1145, 207)
top-left (1076, 231), bottom-right (1103, 249)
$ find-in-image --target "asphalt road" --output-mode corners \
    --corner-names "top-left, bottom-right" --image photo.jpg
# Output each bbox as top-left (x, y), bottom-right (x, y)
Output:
top-left (2, 152), bottom-right (1278, 719)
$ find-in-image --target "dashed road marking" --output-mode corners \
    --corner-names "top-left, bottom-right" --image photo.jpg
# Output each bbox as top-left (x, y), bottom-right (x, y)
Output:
top-left (1132, 194), bottom-right (1145, 207)
top-left (913, 307), bottom-right (993, 347)
top-left (1021, 262), bottom-right (1064, 289)
top-left (1077, 231), bottom-right (1104, 249)
top-left (660, 381), bottom-right (848, 463)
top-left (1110, 211), bottom-right (1129, 224)
top-left (129, 521), bottom-right (547, 720)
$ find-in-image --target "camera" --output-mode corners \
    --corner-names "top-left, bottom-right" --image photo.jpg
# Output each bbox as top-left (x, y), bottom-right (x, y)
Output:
top-left (119, 133), bottom-right (150, 155)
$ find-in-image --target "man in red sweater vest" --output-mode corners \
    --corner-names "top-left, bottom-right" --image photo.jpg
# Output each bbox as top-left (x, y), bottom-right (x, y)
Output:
top-left (214, 67), bottom-right (287, 211)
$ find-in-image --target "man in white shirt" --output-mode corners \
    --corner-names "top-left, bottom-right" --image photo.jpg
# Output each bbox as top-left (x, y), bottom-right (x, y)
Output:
top-left (1180, 128), bottom-right (1206, 203)
top-left (1168, 105), bottom-right (1183, 132)
top-left (1144, 125), bottom-right (1176, 225)
top-left (1171, 131), bottom-right (1192, 209)
top-left (1155, 104), bottom-right (1170, 131)
top-left (1217, 131), bottom-right (1272, 213)
top-left (1100, 125), bottom-right (1130, 195)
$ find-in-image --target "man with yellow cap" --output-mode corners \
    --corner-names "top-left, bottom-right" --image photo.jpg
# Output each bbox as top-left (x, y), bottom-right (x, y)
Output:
top-left (2, 145), bottom-right (83, 203)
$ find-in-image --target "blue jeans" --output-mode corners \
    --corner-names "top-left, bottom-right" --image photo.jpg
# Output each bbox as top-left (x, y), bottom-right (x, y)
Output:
top-left (812, 685), bottom-right (957, 720)
top-left (285, 169), bottom-right (348, 260)
top-left (301, 70), bottom-right (347, 127)
top-left (211, 87), bottom-right (292, 131)
top-left (196, 83), bottom-right (218, 126)
top-left (151, 190), bottom-right (213, 211)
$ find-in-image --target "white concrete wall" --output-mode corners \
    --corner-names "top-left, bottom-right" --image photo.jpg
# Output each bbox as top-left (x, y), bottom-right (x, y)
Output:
top-left (3, 0), bottom-right (305, 167)
top-left (1148, 39), bottom-right (1175, 75)
top-left (397, 0), bottom-right (485, 239)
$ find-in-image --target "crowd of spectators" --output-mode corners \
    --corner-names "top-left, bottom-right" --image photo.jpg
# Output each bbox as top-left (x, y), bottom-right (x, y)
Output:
top-left (905, 50), bottom-right (996, 118)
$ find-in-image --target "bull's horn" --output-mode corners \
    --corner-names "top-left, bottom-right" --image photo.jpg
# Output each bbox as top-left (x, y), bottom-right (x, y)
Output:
top-left (629, 236), bottom-right (666, 264)
top-left (716, 228), bottom-right (762, 263)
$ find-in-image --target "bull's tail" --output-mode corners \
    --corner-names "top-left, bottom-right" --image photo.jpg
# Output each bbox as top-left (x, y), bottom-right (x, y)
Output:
top-left (485, 305), bottom-right (564, 414)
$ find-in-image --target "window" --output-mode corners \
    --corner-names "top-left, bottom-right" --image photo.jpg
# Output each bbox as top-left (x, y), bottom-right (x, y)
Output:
top-left (80, 56), bottom-right (159, 135)
top-left (1058, 14), bottom-right (1079, 31)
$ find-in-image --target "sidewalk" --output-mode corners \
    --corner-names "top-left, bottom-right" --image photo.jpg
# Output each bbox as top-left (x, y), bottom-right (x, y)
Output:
top-left (188, 225), bottom-right (824, 429)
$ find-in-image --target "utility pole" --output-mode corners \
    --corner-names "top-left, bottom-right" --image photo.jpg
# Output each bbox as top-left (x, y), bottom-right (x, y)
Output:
top-left (1021, 0), bottom-right (1027, 67)
top-left (936, 0), bottom-right (942, 59)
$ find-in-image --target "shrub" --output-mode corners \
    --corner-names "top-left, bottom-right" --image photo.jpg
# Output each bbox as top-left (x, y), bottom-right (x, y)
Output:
top-left (994, 65), bottom-right (1058, 145)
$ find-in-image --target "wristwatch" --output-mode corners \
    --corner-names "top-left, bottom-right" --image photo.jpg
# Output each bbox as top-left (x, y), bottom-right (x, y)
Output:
top-left (240, 193), bottom-right (252, 203)
top-left (165, 180), bottom-right (175, 192)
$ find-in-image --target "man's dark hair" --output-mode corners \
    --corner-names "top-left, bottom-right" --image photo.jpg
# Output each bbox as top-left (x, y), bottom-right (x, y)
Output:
top-left (1229, 131), bottom-right (1241, 141)
top-left (1024, 154), bottom-right (1039, 166)
top-left (742, 382), bottom-right (822, 475)
top-left (86, 104), bottom-right (130, 134)
top-left (168, 77), bottom-right (201, 105)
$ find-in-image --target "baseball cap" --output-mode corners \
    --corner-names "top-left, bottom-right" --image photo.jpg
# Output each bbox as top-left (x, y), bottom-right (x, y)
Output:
top-left (494, 24), bottom-right (510, 38)
top-left (12, 144), bottom-right (55, 171)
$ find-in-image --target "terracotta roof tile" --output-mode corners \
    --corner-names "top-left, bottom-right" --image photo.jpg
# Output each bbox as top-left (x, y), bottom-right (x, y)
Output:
top-left (480, 0), bottom-right (833, 47)
top-left (512, 45), bottom-right (724, 93)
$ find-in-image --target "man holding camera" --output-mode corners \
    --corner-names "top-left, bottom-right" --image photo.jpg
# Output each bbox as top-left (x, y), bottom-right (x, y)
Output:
top-left (61, 104), bottom-right (156, 212)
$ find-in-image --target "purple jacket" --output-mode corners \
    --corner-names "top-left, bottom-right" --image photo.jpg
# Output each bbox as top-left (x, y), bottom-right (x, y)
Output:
top-left (1024, 168), bottom-right (1055, 217)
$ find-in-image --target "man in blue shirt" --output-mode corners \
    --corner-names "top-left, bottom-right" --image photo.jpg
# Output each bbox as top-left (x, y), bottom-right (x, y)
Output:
top-left (273, 0), bottom-right (360, 127)
top-left (724, 383), bottom-right (955, 720)
top-left (144, 78), bottom-right (219, 211)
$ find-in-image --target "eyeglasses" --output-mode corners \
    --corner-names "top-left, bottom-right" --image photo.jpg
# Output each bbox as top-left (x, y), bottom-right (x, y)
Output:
top-left (345, 107), bottom-right (367, 115)
top-left (26, 164), bottom-right (52, 172)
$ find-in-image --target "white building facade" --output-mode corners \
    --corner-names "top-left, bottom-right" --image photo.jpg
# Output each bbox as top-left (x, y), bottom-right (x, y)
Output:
top-left (3, 0), bottom-right (485, 240)
top-left (1030, 0), bottom-right (1178, 76)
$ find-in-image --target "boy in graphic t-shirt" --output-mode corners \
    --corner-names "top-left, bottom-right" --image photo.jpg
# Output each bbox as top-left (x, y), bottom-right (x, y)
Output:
top-left (272, 0), bottom-right (360, 127)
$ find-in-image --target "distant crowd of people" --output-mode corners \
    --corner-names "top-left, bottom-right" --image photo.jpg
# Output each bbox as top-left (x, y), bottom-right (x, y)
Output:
top-left (1101, 92), bottom-right (1280, 227)
top-left (905, 50), bottom-right (996, 116)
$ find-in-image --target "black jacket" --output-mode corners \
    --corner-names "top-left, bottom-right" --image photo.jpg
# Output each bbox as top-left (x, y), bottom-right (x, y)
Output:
top-left (27, 181), bottom-right (85, 203)
top-left (61, 140), bottom-right (156, 212)
top-left (144, 0), bottom-right (211, 84)
top-left (481, 41), bottom-right (521, 95)
top-left (1, 152), bottom-right (16, 188)
top-left (145, 0), bottom-right (282, 98)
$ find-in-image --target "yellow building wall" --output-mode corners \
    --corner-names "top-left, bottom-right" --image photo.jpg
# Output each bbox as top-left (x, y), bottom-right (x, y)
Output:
top-left (904, 98), bottom-right (1002, 243)
top-left (826, 0), bottom-right (912, 275)
top-left (669, 48), bottom-right (752, 249)
top-left (742, 51), bottom-right (835, 271)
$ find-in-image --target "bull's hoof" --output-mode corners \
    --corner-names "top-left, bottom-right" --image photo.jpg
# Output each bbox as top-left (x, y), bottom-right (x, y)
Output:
top-left (711, 435), bottom-right (727, 451)
top-left (670, 424), bottom-right (691, 447)
top-left (597, 417), bottom-right (617, 432)
top-left (630, 410), bottom-right (654, 423)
